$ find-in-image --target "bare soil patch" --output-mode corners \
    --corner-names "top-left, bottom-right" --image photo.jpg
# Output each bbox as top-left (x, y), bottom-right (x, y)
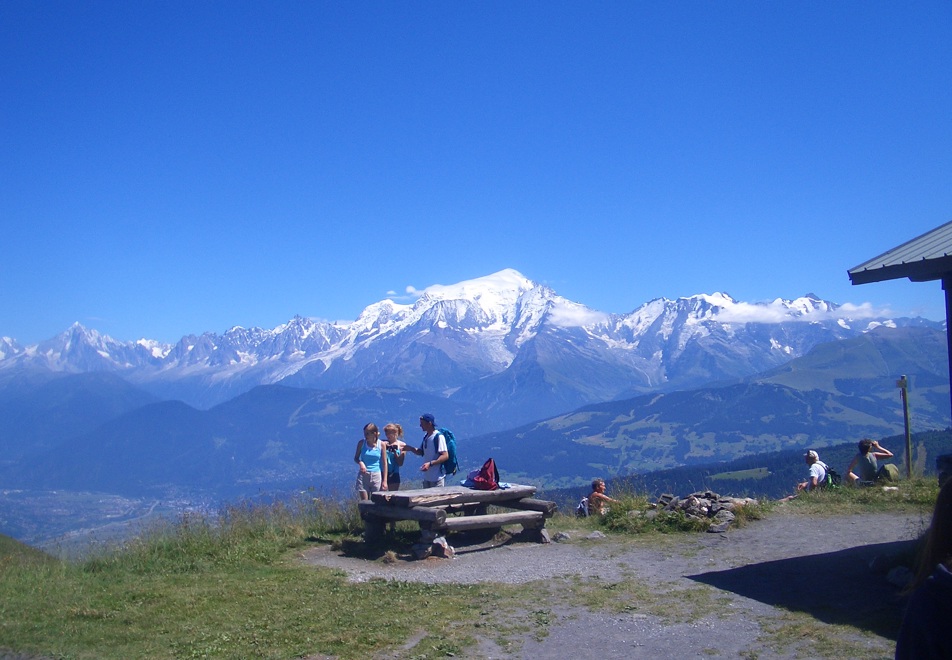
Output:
top-left (299, 509), bottom-right (928, 658)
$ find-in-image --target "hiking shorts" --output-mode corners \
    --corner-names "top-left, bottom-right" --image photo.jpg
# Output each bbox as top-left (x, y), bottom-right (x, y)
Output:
top-left (422, 476), bottom-right (445, 489)
top-left (355, 471), bottom-right (382, 496)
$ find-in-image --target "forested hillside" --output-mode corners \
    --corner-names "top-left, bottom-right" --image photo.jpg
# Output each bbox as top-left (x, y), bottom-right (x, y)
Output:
top-left (547, 429), bottom-right (951, 504)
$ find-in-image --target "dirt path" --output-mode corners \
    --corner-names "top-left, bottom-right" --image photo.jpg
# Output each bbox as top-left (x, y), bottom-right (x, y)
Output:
top-left (299, 509), bottom-right (928, 658)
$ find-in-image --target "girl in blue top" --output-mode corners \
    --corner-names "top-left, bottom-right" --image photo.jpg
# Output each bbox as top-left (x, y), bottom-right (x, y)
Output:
top-left (382, 422), bottom-right (406, 533)
top-left (383, 422), bottom-right (406, 491)
top-left (354, 422), bottom-right (387, 500)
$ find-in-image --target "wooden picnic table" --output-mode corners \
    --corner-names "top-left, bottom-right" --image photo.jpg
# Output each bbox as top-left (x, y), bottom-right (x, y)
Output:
top-left (358, 484), bottom-right (556, 545)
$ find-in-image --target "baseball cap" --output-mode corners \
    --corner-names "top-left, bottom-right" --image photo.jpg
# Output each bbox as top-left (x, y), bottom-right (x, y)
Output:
top-left (420, 413), bottom-right (436, 424)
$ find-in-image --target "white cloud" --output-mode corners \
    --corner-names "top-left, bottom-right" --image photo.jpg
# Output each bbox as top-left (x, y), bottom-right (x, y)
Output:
top-left (716, 302), bottom-right (804, 323)
top-left (384, 285), bottom-right (424, 302)
top-left (548, 303), bottom-right (610, 327)
top-left (835, 302), bottom-right (886, 318)
top-left (716, 299), bottom-right (887, 324)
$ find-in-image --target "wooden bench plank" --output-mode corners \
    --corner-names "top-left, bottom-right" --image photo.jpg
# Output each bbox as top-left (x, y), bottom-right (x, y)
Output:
top-left (437, 502), bottom-right (486, 516)
top-left (500, 497), bottom-right (557, 517)
top-left (371, 484), bottom-right (536, 508)
top-left (438, 510), bottom-right (544, 532)
top-left (358, 501), bottom-right (446, 524)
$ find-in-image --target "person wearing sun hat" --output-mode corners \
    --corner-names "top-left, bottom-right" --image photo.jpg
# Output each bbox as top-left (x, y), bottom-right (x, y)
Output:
top-left (799, 450), bottom-right (829, 492)
top-left (781, 450), bottom-right (829, 501)
top-left (406, 413), bottom-right (449, 488)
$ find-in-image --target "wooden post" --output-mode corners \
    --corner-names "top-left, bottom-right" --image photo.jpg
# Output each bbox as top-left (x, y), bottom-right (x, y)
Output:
top-left (897, 375), bottom-right (912, 478)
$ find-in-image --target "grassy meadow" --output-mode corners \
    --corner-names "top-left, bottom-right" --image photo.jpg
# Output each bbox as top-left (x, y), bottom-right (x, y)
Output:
top-left (0, 478), bottom-right (941, 659)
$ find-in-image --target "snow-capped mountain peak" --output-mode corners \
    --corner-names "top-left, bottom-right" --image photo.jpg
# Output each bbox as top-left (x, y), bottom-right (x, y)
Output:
top-left (0, 271), bottom-right (937, 423)
top-left (0, 336), bottom-right (22, 360)
top-left (136, 338), bottom-right (171, 359)
top-left (415, 269), bottom-right (535, 309)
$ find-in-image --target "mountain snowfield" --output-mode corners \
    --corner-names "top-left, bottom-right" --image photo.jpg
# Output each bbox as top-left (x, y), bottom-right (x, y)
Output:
top-left (0, 269), bottom-right (931, 429)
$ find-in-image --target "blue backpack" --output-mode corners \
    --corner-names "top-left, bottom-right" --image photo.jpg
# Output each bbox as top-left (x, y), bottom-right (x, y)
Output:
top-left (438, 428), bottom-right (459, 476)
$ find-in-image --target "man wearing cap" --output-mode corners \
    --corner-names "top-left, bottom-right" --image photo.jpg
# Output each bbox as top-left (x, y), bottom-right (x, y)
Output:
top-left (799, 450), bottom-right (829, 492)
top-left (781, 450), bottom-right (829, 501)
top-left (408, 413), bottom-right (449, 488)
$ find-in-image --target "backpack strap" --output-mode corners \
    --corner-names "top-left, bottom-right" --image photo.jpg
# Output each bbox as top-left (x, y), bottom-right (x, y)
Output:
top-left (421, 430), bottom-right (443, 455)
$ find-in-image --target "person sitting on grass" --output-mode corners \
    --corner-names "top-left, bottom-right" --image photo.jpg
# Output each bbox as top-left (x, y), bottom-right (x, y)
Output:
top-left (588, 478), bottom-right (620, 515)
top-left (846, 438), bottom-right (894, 486)
top-left (780, 450), bottom-right (828, 501)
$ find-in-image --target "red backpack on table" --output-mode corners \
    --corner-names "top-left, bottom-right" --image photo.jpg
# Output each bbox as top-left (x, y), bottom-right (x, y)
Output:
top-left (471, 458), bottom-right (499, 490)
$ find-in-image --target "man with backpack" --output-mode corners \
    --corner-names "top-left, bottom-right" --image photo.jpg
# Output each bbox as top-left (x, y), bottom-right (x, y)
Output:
top-left (408, 413), bottom-right (449, 488)
top-left (781, 450), bottom-right (832, 501)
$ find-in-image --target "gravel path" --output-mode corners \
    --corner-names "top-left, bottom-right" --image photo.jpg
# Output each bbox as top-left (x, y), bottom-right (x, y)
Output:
top-left (300, 508), bottom-right (929, 659)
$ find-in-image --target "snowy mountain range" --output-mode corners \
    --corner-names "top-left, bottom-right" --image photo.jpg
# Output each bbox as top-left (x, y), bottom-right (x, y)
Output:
top-left (0, 269), bottom-right (940, 430)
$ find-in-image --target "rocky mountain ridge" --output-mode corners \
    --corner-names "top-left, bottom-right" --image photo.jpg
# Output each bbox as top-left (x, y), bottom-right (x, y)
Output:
top-left (0, 269), bottom-right (941, 430)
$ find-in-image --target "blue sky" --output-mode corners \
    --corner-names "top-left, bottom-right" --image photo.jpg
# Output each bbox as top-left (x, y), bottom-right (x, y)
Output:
top-left (2, 2), bottom-right (951, 345)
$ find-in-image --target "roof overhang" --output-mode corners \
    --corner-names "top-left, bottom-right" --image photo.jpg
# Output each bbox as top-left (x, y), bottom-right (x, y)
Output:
top-left (848, 219), bottom-right (952, 286)
top-left (848, 218), bottom-right (952, 430)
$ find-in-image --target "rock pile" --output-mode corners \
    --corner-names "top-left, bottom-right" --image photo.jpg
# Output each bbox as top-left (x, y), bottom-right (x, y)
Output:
top-left (653, 490), bottom-right (759, 533)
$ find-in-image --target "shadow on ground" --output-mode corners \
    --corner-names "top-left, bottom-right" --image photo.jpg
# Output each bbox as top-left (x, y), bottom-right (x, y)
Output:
top-left (687, 539), bottom-right (917, 639)
top-left (340, 527), bottom-right (519, 561)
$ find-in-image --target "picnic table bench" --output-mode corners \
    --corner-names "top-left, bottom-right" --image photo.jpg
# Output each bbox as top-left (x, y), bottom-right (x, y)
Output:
top-left (358, 484), bottom-right (556, 547)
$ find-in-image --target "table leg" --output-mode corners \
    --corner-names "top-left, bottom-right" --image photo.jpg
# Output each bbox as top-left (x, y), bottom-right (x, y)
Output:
top-left (363, 517), bottom-right (385, 544)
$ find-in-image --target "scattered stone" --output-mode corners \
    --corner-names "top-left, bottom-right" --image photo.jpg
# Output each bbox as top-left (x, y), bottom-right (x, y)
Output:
top-left (711, 509), bottom-right (735, 525)
top-left (411, 542), bottom-right (433, 560)
top-left (657, 493), bottom-right (678, 509)
top-left (553, 531), bottom-right (571, 542)
top-left (513, 525), bottom-right (550, 544)
top-left (586, 531), bottom-right (606, 540)
top-left (431, 536), bottom-right (455, 559)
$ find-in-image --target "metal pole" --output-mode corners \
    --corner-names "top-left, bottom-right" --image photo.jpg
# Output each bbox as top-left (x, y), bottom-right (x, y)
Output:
top-left (944, 277), bottom-right (952, 422)
top-left (940, 277), bottom-right (952, 483)
top-left (897, 375), bottom-right (912, 478)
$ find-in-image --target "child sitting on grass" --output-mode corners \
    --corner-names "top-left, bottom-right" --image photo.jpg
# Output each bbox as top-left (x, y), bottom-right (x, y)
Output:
top-left (588, 478), bottom-right (620, 515)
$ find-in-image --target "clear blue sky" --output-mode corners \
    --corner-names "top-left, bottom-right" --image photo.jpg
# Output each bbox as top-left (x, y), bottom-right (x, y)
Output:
top-left (2, 2), bottom-right (951, 345)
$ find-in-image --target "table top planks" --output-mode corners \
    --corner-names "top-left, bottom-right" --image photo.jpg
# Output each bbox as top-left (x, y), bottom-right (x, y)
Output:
top-left (369, 484), bottom-right (537, 508)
